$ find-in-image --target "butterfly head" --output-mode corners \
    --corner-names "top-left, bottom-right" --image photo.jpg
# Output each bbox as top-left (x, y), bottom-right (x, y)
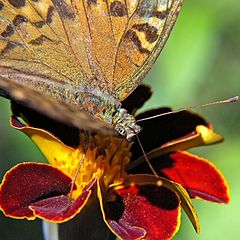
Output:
top-left (114, 108), bottom-right (141, 141)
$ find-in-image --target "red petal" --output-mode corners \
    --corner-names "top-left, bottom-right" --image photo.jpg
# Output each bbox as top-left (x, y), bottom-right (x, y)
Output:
top-left (30, 179), bottom-right (96, 222)
top-left (160, 152), bottom-right (229, 203)
top-left (107, 219), bottom-right (146, 240)
top-left (106, 184), bottom-right (180, 240)
top-left (0, 163), bottom-right (73, 219)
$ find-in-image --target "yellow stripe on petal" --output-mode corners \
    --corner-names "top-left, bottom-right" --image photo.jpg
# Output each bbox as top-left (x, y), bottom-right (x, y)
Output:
top-left (127, 124), bottom-right (223, 170)
top-left (11, 117), bottom-right (74, 166)
top-left (196, 125), bottom-right (223, 145)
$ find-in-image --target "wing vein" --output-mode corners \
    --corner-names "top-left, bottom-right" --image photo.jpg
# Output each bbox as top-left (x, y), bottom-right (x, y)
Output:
top-left (77, 0), bottom-right (94, 78)
top-left (115, 0), bottom-right (183, 94)
top-left (0, 56), bottom-right (74, 82)
top-left (26, 0), bottom-right (70, 48)
top-left (112, 0), bottom-right (141, 82)
top-left (49, 0), bottom-right (86, 77)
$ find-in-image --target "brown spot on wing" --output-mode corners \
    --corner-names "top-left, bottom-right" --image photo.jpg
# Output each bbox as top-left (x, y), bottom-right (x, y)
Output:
top-left (1, 14), bottom-right (27, 38)
top-left (1, 25), bottom-right (14, 38)
top-left (0, 1), bottom-right (4, 10)
top-left (132, 23), bottom-right (159, 43)
top-left (125, 29), bottom-right (150, 54)
top-left (13, 14), bottom-right (28, 26)
top-left (154, 10), bottom-right (169, 20)
top-left (1, 41), bottom-right (23, 55)
top-left (110, 1), bottom-right (127, 17)
top-left (87, 0), bottom-right (97, 6)
top-left (8, 0), bottom-right (26, 8)
top-left (32, 6), bottom-right (54, 28)
top-left (52, 0), bottom-right (75, 20)
top-left (29, 35), bottom-right (54, 45)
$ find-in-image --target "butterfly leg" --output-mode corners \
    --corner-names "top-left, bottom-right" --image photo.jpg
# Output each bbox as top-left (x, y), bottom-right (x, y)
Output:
top-left (69, 130), bottom-right (90, 198)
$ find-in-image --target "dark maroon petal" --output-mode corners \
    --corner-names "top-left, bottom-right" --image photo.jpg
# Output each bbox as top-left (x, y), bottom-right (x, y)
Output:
top-left (122, 85), bottom-right (152, 114)
top-left (0, 163), bottom-right (73, 218)
top-left (30, 179), bottom-right (96, 222)
top-left (11, 101), bottom-right (80, 147)
top-left (131, 109), bottom-right (208, 160)
top-left (106, 184), bottom-right (180, 240)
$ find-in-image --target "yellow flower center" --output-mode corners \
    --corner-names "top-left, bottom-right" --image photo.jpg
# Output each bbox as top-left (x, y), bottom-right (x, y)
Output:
top-left (55, 135), bottom-right (132, 199)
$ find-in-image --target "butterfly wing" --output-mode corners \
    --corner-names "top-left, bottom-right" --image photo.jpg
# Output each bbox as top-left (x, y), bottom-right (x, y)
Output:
top-left (65, 0), bottom-right (184, 100)
top-left (0, 75), bottom-right (116, 135)
top-left (112, 0), bottom-right (184, 100)
top-left (0, 0), bottom-right (183, 101)
top-left (0, 0), bottom-right (94, 87)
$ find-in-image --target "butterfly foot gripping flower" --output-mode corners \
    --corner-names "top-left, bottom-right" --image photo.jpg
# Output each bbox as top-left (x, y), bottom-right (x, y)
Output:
top-left (0, 86), bottom-right (230, 240)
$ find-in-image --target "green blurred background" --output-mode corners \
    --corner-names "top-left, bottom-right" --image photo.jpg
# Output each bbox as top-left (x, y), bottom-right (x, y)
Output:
top-left (0, 0), bottom-right (239, 239)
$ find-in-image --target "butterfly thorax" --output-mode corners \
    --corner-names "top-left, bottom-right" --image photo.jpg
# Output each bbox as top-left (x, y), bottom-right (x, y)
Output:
top-left (113, 108), bottom-right (142, 140)
top-left (48, 85), bottom-right (141, 140)
top-left (73, 89), bottom-right (141, 140)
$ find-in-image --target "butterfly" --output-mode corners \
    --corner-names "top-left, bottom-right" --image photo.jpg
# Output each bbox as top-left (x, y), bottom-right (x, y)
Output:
top-left (0, 0), bottom-right (183, 140)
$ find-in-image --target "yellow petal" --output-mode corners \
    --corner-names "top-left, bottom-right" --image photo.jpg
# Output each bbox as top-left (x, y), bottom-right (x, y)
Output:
top-left (10, 116), bottom-right (74, 165)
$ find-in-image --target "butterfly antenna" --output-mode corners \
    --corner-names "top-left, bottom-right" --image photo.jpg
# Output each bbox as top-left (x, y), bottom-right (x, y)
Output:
top-left (69, 131), bottom-right (90, 198)
top-left (136, 135), bottom-right (159, 178)
top-left (137, 96), bottom-right (239, 122)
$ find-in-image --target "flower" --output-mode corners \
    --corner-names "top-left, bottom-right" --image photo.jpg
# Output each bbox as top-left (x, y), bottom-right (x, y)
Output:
top-left (0, 86), bottom-right (229, 240)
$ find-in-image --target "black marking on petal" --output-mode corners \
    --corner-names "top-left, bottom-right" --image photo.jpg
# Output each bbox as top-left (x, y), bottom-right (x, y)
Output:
top-left (133, 23), bottom-right (158, 43)
top-left (125, 30), bottom-right (150, 54)
top-left (52, 0), bottom-right (75, 19)
top-left (110, 1), bottom-right (127, 17)
top-left (8, 0), bottom-right (26, 8)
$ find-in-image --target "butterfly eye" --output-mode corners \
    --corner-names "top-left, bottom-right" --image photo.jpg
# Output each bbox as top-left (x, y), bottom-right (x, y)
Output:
top-left (115, 123), bottom-right (127, 137)
top-left (118, 127), bottom-right (127, 136)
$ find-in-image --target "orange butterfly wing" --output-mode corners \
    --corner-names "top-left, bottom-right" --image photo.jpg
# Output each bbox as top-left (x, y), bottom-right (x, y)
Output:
top-left (0, 0), bottom-right (183, 101)
top-left (112, 0), bottom-right (183, 100)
